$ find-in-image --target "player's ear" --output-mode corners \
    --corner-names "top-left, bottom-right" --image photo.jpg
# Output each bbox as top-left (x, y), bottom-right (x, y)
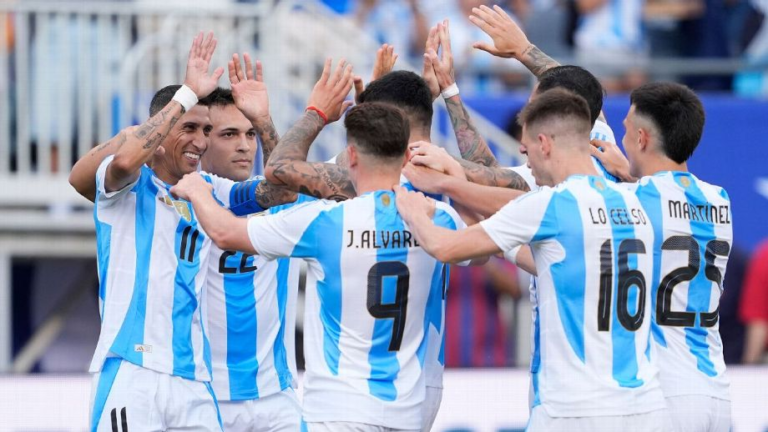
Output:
top-left (637, 127), bottom-right (650, 152)
top-left (347, 145), bottom-right (358, 168)
top-left (538, 133), bottom-right (551, 156)
top-left (402, 148), bottom-right (411, 168)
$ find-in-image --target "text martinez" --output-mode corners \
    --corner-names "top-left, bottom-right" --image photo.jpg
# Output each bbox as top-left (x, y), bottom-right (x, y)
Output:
top-left (667, 200), bottom-right (730, 224)
top-left (346, 230), bottom-right (420, 249)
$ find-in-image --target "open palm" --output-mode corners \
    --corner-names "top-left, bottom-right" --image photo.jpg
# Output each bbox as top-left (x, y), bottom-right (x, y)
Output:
top-left (229, 53), bottom-right (269, 122)
top-left (184, 32), bottom-right (224, 99)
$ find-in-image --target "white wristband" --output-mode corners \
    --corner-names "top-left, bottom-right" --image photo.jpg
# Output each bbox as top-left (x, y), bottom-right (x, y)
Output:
top-left (172, 85), bottom-right (198, 112)
top-left (441, 82), bottom-right (459, 99)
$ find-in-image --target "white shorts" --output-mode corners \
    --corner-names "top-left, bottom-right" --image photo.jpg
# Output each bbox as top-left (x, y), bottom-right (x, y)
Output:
top-left (527, 406), bottom-right (671, 432)
top-left (89, 357), bottom-right (222, 432)
top-left (421, 386), bottom-right (443, 431)
top-left (305, 422), bottom-right (419, 432)
top-left (219, 388), bottom-right (301, 432)
top-left (666, 395), bottom-right (731, 432)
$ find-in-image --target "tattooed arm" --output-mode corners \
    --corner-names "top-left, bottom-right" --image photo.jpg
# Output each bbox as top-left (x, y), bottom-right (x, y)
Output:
top-left (265, 111), bottom-right (356, 201)
top-left (457, 159), bottom-right (530, 191)
top-left (69, 128), bottom-right (132, 202)
top-left (444, 95), bottom-right (500, 167)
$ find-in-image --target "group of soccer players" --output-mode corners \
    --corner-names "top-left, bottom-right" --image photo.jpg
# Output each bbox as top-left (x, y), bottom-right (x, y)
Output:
top-left (69, 4), bottom-right (733, 432)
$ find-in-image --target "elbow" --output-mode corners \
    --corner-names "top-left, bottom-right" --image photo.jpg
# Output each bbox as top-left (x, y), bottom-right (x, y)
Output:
top-left (210, 227), bottom-right (237, 251)
top-left (263, 164), bottom-right (280, 185)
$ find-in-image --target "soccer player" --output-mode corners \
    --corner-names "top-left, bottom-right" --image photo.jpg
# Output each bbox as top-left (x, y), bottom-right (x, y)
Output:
top-left (592, 82), bottom-right (733, 432)
top-left (172, 98), bottom-right (477, 431)
top-left (80, 34), bottom-right (294, 431)
top-left (395, 88), bottom-right (668, 431)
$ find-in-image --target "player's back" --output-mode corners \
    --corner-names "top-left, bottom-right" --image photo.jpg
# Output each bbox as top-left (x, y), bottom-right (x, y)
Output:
top-left (518, 176), bottom-right (665, 416)
top-left (298, 191), bottom-right (461, 429)
top-left (635, 171), bottom-right (732, 399)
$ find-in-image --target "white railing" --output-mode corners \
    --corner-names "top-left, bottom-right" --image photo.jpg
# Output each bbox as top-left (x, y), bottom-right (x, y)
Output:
top-left (0, 0), bottom-right (522, 212)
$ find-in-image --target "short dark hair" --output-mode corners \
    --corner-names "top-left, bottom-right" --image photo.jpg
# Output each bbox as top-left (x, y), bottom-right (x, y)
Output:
top-left (630, 82), bottom-right (704, 164)
top-left (149, 85), bottom-right (222, 117)
top-left (536, 65), bottom-right (604, 125)
top-left (357, 71), bottom-right (432, 131)
top-left (344, 103), bottom-right (410, 160)
top-left (518, 88), bottom-right (591, 137)
top-left (149, 85), bottom-right (181, 117)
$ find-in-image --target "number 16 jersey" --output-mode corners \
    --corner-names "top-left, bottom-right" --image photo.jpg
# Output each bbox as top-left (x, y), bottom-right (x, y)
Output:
top-left (246, 190), bottom-right (465, 430)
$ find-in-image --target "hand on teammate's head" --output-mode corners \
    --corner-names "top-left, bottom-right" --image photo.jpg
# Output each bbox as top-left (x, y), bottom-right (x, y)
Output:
top-left (469, 5), bottom-right (530, 59)
top-left (409, 144), bottom-right (461, 177)
top-left (228, 53), bottom-right (270, 123)
top-left (402, 163), bottom-right (448, 195)
top-left (308, 58), bottom-right (354, 124)
top-left (183, 31), bottom-right (225, 99)
top-left (170, 172), bottom-right (211, 201)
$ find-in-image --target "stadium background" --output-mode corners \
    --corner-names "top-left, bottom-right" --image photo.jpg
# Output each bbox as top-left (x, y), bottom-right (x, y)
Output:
top-left (0, 0), bottom-right (767, 430)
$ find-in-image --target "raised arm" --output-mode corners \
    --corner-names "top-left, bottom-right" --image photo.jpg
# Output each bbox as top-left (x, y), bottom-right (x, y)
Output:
top-left (229, 53), bottom-right (279, 166)
top-left (265, 58), bottom-right (356, 201)
top-left (106, 32), bottom-right (223, 192)
top-left (69, 127), bottom-right (135, 202)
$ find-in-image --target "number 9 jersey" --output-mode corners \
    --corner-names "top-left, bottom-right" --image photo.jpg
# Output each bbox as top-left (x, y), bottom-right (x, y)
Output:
top-left (631, 171), bottom-right (732, 401)
top-left (480, 175), bottom-right (666, 418)
top-left (246, 190), bottom-right (466, 430)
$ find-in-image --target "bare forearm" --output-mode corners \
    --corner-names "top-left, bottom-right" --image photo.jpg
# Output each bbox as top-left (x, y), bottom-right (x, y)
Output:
top-left (458, 159), bottom-right (531, 191)
top-left (743, 322), bottom-right (768, 364)
top-left (254, 181), bottom-right (296, 209)
top-left (519, 44), bottom-right (561, 78)
top-left (445, 96), bottom-right (499, 167)
top-left (189, 188), bottom-right (254, 253)
top-left (254, 116), bottom-right (279, 169)
top-left (69, 130), bottom-right (128, 202)
top-left (265, 111), bottom-right (324, 182)
top-left (442, 176), bottom-right (524, 217)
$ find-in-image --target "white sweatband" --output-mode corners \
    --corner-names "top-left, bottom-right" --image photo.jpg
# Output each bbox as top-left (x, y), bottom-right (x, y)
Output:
top-left (172, 85), bottom-right (198, 112)
top-left (441, 82), bottom-right (459, 99)
top-left (503, 244), bottom-right (523, 265)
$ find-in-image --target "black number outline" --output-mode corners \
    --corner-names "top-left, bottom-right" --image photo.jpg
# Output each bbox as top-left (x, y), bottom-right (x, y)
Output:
top-left (367, 261), bottom-right (410, 352)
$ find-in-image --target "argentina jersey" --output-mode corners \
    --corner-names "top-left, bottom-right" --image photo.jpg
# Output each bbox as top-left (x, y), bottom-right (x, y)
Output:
top-left (91, 156), bottom-right (264, 381)
top-left (632, 172), bottom-right (732, 400)
top-left (205, 194), bottom-right (316, 401)
top-left (246, 191), bottom-right (466, 430)
top-left (480, 175), bottom-right (666, 417)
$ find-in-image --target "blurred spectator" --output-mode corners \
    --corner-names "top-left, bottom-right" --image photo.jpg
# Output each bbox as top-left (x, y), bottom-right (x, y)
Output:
top-left (573, 0), bottom-right (648, 92)
top-left (719, 245), bottom-right (749, 364)
top-left (679, 0), bottom-right (733, 90)
top-left (734, 0), bottom-right (768, 95)
top-left (353, 0), bottom-right (429, 61)
top-left (446, 257), bottom-right (522, 368)
top-left (740, 240), bottom-right (768, 364)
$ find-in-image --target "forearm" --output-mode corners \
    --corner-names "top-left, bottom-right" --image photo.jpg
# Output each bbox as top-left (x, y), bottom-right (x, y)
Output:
top-left (189, 187), bottom-right (254, 254)
top-left (518, 44), bottom-right (561, 78)
top-left (253, 116), bottom-right (279, 169)
top-left (265, 111), bottom-right (324, 183)
top-left (441, 175), bottom-right (524, 218)
top-left (254, 181), bottom-right (297, 209)
top-left (743, 322), bottom-right (768, 364)
top-left (69, 130), bottom-right (127, 202)
top-left (408, 213), bottom-right (496, 264)
top-left (458, 159), bottom-right (531, 191)
top-left (444, 95), bottom-right (499, 167)
top-left (109, 101), bottom-right (185, 190)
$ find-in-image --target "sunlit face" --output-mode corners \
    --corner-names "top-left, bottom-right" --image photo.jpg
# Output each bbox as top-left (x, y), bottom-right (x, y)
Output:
top-left (520, 123), bottom-right (549, 186)
top-left (622, 105), bottom-right (642, 179)
top-left (154, 105), bottom-right (211, 184)
top-left (202, 104), bottom-right (257, 182)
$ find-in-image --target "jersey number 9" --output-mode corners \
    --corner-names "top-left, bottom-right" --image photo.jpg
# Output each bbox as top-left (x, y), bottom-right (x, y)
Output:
top-left (367, 261), bottom-right (410, 352)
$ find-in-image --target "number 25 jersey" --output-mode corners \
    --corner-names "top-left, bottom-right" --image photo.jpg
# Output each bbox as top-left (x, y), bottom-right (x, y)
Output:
top-left (247, 190), bottom-right (465, 430)
top-left (631, 172), bottom-right (732, 400)
top-left (480, 175), bottom-right (666, 417)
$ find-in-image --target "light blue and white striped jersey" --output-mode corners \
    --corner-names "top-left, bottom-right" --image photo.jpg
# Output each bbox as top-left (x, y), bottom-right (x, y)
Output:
top-left (205, 194), bottom-right (316, 401)
top-left (247, 190), bottom-right (465, 429)
top-left (481, 175), bottom-right (666, 417)
top-left (629, 172), bottom-right (732, 400)
top-left (90, 156), bottom-right (265, 381)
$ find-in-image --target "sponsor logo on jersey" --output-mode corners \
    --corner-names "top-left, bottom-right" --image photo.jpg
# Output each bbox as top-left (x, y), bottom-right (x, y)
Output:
top-left (134, 344), bottom-right (153, 353)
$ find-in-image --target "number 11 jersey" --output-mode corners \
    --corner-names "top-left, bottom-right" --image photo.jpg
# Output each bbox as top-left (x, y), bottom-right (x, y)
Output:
top-left (246, 190), bottom-right (465, 430)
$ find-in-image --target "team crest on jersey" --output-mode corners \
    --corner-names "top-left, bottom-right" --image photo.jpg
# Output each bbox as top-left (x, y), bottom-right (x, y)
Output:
top-left (159, 195), bottom-right (192, 221)
top-left (594, 180), bottom-right (606, 190)
top-left (381, 194), bottom-right (391, 206)
top-left (680, 177), bottom-right (691, 188)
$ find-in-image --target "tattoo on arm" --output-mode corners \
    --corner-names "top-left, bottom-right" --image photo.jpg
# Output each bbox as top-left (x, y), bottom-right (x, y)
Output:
top-left (254, 181), bottom-right (295, 209)
top-left (133, 103), bottom-right (182, 152)
top-left (257, 118), bottom-right (279, 168)
top-left (268, 112), bottom-right (356, 201)
top-left (445, 97), bottom-right (499, 168)
top-left (458, 159), bottom-right (530, 191)
top-left (93, 131), bottom-right (128, 155)
top-left (521, 45), bottom-right (560, 78)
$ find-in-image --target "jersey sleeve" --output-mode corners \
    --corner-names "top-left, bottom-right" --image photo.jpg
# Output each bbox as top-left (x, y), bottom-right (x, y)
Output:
top-left (95, 155), bottom-right (140, 205)
top-left (247, 200), bottom-right (328, 261)
top-left (205, 173), bottom-right (265, 216)
top-left (479, 189), bottom-right (558, 256)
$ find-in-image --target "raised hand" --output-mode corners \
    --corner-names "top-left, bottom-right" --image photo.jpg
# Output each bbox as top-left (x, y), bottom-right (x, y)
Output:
top-left (184, 32), bottom-right (225, 99)
top-left (229, 53), bottom-right (270, 123)
top-left (426, 19), bottom-right (456, 92)
top-left (372, 43), bottom-right (398, 81)
top-left (421, 25), bottom-right (440, 101)
top-left (469, 5), bottom-right (530, 59)
top-left (307, 58), bottom-right (354, 124)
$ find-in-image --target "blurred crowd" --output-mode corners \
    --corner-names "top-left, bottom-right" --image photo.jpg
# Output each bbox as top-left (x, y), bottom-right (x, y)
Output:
top-left (322, 0), bottom-right (768, 94)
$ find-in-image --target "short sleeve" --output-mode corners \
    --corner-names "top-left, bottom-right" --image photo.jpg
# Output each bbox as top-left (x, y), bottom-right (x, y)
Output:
top-left (479, 189), bottom-right (558, 255)
top-left (205, 172), bottom-right (265, 216)
top-left (507, 164), bottom-right (538, 192)
top-left (95, 155), bottom-right (140, 204)
top-left (247, 200), bottom-right (330, 261)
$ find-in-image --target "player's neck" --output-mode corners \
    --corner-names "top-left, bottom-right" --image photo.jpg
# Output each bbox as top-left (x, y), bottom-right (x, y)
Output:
top-left (552, 153), bottom-right (598, 185)
top-left (150, 158), bottom-right (181, 186)
top-left (354, 169), bottom-right (402, 195)
top-left (642, 157), bottom-right (688, 176)
top-left (409, 129), bottom-right (431, 143)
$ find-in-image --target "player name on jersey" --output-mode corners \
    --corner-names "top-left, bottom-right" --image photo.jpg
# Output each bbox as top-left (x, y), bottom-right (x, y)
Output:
top-left (668, 200), bottom-right (730, 224)
top-left (588, 206), bottom-right (648, 226)
top-left (345, 229), bottom-right (420, 249)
